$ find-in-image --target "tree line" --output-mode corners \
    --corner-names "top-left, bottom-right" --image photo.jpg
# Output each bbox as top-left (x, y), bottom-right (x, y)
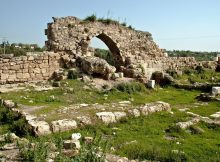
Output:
top-left (167, 50), bottom-right (219, 61)
top-left (0, 41), bottom-right (45, 57)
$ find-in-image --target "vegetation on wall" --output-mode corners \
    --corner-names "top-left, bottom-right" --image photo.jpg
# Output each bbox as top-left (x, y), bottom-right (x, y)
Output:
top-left (83, 14), bottom-right (135, 29)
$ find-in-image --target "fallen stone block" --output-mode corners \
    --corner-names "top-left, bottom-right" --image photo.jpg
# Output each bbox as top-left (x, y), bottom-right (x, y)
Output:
top-left (3, 100), bottom-right (16, 108)
top-left (96, 112), bottom-right (116, 124)
top-left (51, 119), bottom-right (77, 133)
top-left (28, 120), bottom-right (51, 136)
top-left (212, 87), bottom-right (220, 96)
top-left (113, 112), bottom-right (127, 121)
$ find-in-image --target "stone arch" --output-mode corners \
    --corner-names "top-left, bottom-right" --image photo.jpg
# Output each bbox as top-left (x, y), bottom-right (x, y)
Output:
top-left (87, 33), bottom-right (124, 70)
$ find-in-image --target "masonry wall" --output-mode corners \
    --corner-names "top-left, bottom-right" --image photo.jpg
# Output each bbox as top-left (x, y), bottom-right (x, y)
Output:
top-left (0, 52), bottom-right (62, 84)
top-left (45, 16), bottom-right (165, 68)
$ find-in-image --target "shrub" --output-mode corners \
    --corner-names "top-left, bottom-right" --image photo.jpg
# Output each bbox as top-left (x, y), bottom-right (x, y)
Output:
top-left (10, 118), bottom-right (31, 136)
top-left (98, 18), bottom-right (119, 25)
top-left (84, 14), bottom-right (97, 22)
top-left (121, 22), bottom-right (127, 27)
top-left (68, 69), bottom-right (79, 79)
top-left (183, 68), bottom-right (194, 75)
top-left (166, 69), bottom-right (179, 79)
top-left (195, 65), bottom-right (205, 74)
top-left (0, 105), bottom-right (20, 124)
top-left (116, 82), bottom-right (146, 94)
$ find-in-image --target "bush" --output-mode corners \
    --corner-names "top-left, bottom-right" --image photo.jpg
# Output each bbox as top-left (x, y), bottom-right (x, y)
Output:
top-left (10, 118), bottom-right (31, 136)
top-left (121, 22), bottom-right (127, 27)
top-left (195, 65), bottom-right (205, 74)
top-left (0, 105), bottom-right (20, 124)
top-left (68, 69), bottom-right (78, 79)
top-left (116, 82), bottom-right (146, 94)
top-left (0, 105), bottom-right (31, 136)
top-left (166, 69), bottom-right (179, 79)
top-left (84, 14), bottom-right (97, 22)
top-left (183, 68), bottom-right (194, 75)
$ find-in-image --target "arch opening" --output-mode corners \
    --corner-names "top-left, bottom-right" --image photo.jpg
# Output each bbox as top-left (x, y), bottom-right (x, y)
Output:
top-left (88, 33), bottom-right (123, 71)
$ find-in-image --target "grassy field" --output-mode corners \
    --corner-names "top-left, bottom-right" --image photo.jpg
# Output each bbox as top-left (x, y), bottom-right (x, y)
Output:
top-left (173, 68), bottom-right (220, 84)
top-left (1, 79), bottom-right (220, 161)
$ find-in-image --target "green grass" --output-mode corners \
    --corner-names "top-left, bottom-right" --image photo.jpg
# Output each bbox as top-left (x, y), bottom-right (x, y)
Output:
top-left (175, 68), bottom-right (220, 84)
top-left (0, 80), bottom-right (201, 117)
top-left (189, 101), bottom-right (220, 117)
top-left (39, 110), bottom-right (220, 161)
top-left (1, 79), bottom-right (220, 161)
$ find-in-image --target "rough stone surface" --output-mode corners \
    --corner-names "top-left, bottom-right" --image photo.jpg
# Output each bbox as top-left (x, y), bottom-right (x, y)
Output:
top-left (139, 101), bottom-right (171, 115)
top-left (96, 112), bottom-right (116, 124)
top-left (128, 109), bottom-right (141, 117)
top-left (51, 119), bottom-right (77, 133)
top-left (212, 87), bottom-right (220, 96)
top-left (113, 112), bottom-right (127, 120)
top-left (28, 120), bottom-right (52, 136)
top-left (45, 16), bottom-right (201, 79)
top-left (76, 56), bottom-right (116, 78)
top-left (176, 118), bottom-right (200, 129)
top-left (3, 100), bottom-right (15, 108)
top-left (63, 139), bottom-right (81, 150)
top-left (0, 52), bottom-right (62, 84)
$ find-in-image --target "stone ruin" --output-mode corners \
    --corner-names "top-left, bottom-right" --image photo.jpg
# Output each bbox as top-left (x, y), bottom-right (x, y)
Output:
top-left (0, 16), bottom-right (216, 84)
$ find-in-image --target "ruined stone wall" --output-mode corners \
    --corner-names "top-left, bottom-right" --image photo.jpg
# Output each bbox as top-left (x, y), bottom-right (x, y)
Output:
top-left (0, 52), bottom-right (62, 84)
top-left (45, 16), bottom-right (165, 69)
top-left (142, 57), bottom-right (197, 79)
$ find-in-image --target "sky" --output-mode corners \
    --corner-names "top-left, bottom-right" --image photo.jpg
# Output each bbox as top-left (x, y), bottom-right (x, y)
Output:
top-left (0, 0), bottom-right (220, 51)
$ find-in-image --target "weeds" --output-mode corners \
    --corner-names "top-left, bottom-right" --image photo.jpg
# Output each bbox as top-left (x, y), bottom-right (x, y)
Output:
top-left (116, 82), bottom-right (146, 94)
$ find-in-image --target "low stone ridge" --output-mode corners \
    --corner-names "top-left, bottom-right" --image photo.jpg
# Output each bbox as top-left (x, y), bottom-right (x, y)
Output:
top-left (96, 101), bottom-right (171, 124)
top-left (139, 101), bottom-right (171, 115)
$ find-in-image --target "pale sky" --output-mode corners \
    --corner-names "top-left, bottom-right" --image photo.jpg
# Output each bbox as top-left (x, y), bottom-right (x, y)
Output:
top-left (0, 0), bottom-right (220, 51)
